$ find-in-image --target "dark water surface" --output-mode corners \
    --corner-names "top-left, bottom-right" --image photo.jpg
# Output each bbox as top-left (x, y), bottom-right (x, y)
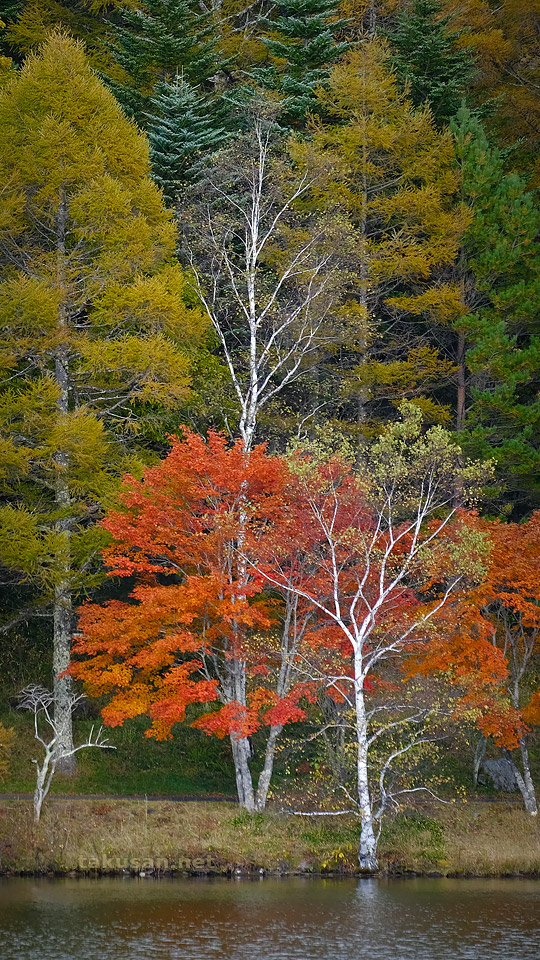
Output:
top-left (0, 876), bottom-right (539, 959)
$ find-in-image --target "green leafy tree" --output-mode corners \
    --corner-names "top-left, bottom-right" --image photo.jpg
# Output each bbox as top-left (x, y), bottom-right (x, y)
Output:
top-left (0, 32), bottom-right (206, 769)
top-left (146, 78), bottom-right (225, 207)
top-left (452, 107), bottom-right (540, 505)
top-left (389, 0), bottom-right (475, 124)
top-left (252, 0), bottom-right (350, 126)
top-left (108, 0), bottom-right (223, 124)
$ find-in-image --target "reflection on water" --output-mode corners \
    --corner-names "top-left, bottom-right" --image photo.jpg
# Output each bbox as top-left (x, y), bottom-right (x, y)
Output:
top-left (0, 876), bottom-right (539, 960)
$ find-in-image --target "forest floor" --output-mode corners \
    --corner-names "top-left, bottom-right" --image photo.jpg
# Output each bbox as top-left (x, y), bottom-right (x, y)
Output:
top-left (0, 797), bottom-right (539, 878)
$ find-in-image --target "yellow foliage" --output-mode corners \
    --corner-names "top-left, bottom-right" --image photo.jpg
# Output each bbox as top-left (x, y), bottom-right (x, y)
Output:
top-left (0, 33), bottom-right (207, 598)
top-left (0, 723), bottom-right (13, 781)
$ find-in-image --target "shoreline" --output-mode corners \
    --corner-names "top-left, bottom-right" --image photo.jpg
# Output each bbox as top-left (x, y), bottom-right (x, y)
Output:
top-left (2, 866), bottom-right (540, 880)
top-left (1, 797), bottom-right (539, 881)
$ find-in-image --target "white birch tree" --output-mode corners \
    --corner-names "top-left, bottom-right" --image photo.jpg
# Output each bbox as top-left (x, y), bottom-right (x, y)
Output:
top-left (182, 113), bottom-right (351, 451)
top-left (253, 404), bottom-right (488, 867)
top-left (179, 113), bottom-right (349, 805)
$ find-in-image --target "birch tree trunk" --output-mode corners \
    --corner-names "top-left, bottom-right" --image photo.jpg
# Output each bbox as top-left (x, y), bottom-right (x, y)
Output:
top-left (230, 735), bottom-right (256, 811)
top-left (255, 724), bottom-right (283, 811)
top-left (355, 654), bottom-right (378, 870)
top-left (505, 743), bottom-right (538, 816)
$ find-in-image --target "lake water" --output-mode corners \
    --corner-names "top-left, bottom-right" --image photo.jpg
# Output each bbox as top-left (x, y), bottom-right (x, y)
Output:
top-left (0, 876), bottom-right (539, 959)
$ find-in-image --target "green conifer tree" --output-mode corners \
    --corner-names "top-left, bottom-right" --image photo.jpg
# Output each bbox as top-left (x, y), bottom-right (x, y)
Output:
top-left (452, 107), bottom-right (540, 504)
top-left (108, 0), bottom-right (222, 123)
top-left (252, 0), bottom-right (350, 126)
top-left (146, 78), bottom-right (225, 206)
top-left (389, 0), bottom-right (475, 124)
top-left (0, 33), bottom-right (207, 767)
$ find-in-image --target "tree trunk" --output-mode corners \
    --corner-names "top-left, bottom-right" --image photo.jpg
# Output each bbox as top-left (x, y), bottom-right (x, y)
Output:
top-left (473, 734), bottom-right (487, 788)
top-left (364, 0), bottom-right (377, 36)
top-left (456, 331), bottom-right (466, 431)
top-left (230, 734), bottom-right (255, 811)
top-left (505, 743), bottom-right (538, 815)
top-left (34, 771), bottom-right (45, 822)
top-left (355, 662), bottom-right (378, 870)
top-left (255, 724), bottom-right (282, 811)
top-left (53, 190), bottom-right (75, 774)
top-left (53, 564), bottom-right (75, 774)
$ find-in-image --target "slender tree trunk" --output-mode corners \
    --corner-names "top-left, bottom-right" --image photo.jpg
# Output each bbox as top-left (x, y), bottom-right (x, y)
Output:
top-left (456, 331), bottom-right (466, 431)
top-left (230, 734), bottom-right (255, 811)
top-left (53, 190), bottom-right (75, 774)
top-left (53, 551), bottom-right (75, 774)
top-left (34, 767), bottom-right (46, 822)
top-left (364, 0), bottom-right (377, 36)
top-left (505, 743), bottom-right (538, 815)
top-left (255, 724), bottom-right (283, 811)
top-left (473, 734), bottom-right (487, 788)
top-left (355, 71), bottom-right (370, 435)
top-left (355, 656), bottom-right (378, 870)
top-left (518, 739), bottom-right (538, 815)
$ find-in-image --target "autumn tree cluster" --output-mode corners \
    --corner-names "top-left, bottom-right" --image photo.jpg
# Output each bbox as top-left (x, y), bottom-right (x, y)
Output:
top-left (0, 0), bottom-right (539, 866)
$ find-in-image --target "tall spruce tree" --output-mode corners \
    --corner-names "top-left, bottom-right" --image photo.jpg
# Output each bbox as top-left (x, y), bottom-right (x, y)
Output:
top-left (452, 107), bottom-right (540, 504)
top-left (108, 0), bottom-right (222, 124)
top-left (146, 78), bottom-right (225, 207)
top-left (252, 0), bottom-right (350, 126)
top-left (389, 0), bottom-right (475, 124)
top-left (0, 33), bottom-right (206, 768)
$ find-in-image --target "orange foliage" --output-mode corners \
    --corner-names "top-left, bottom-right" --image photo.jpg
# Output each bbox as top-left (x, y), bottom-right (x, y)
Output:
top-left (71, 430), bottom-right (315, 741)
top-left (420, 512), bottom-right (540, 748)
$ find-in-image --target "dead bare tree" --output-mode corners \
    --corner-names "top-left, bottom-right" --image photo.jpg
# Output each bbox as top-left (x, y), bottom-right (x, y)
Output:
top-left (18, 685), bottom-right (114, 822)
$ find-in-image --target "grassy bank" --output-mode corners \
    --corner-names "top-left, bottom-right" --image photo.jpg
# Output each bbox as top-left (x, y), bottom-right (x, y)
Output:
top-left (0, 711), bottom-right (236, 797)
top-left (0, 798), bottom-right (539, 878)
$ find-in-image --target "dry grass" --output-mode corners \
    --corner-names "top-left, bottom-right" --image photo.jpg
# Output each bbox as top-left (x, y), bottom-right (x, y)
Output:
top-left (439, 801), bottom-right (540, 875)
top-left (0, 798), bottom-right (538, 876)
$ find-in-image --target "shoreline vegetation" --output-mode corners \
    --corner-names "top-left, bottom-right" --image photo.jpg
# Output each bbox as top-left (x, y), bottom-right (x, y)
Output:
top-left (1, 798), bottom-right (539, 879)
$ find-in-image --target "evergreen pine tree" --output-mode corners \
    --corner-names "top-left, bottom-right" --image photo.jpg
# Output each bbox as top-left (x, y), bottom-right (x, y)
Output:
top-left (389, 0), bottom-right (475, 124)
top-left (453, 107), bottom-right (540, 503)
top-left (147, 78), bottom-right (225, 206)
top-left (108, 0), bottom-right (222, 123)
top-left (252, 0), bottom-right (350, 126)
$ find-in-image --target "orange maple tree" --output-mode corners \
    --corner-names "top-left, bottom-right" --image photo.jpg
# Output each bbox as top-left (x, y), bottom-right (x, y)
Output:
top-left (71, 430), bottom-right (317, 810)
top-left (420, 512), bottom-right (540, 813)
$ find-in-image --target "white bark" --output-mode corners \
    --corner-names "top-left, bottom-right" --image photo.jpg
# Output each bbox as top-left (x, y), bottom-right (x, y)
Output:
top-left (505, 743), bottom-right (538, 816)
top-left (250, 416), bottom-right (475, 866)
top-left (188, 119), bottom-right (340, 452)
top-left (499, 613), bottom-right (538, 815)
top-left (355, 663), bottom-right (378, 869)
top-left (18, 686), bottom-right (114, 822)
